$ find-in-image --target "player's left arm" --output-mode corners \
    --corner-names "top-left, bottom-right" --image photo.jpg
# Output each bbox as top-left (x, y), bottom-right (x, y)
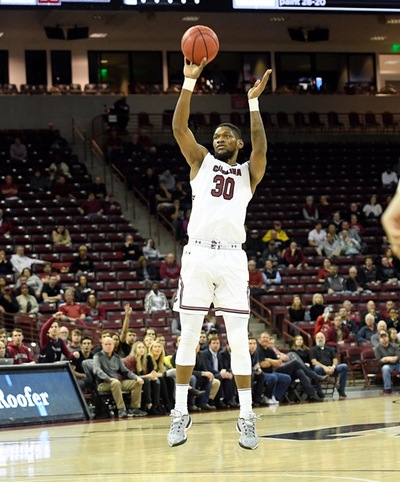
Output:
top-left (248, 69), bottom-right (272, 192)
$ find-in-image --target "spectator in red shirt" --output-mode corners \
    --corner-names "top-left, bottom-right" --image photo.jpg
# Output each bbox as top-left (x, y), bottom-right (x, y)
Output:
top-left (78, 192), bottom-right (104, 217)
top-left (59, 289), bottom-right (87, 326)
top-left (283, 241), bottom-right (308, 269)
top-left (160, 253), bottom-right (181, 284)
top-left (7, 328), bottom-right (35, 364)
top-left (104, 193), bottom-right (122, 216)
top-left (0, 174), bottom-right (19, 200)
top-left (314, 306), bottom-right (334, 338)
top-left (248, 259), bottom-right (266, 296)
top-left (325, 314), bottom-right (350, 348)
top-left (318, 258), bottom-right (332, 283)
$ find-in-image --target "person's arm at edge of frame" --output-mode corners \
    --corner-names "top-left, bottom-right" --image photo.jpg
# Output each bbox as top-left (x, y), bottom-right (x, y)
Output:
top-left (248, 69), bottom-right (272, 193)
top-left (381, 185), bottom-right (400, 258)
top-left (172, 57), bottom-right (209, 177)
top-left (120, 302), bottom-right (132, 343)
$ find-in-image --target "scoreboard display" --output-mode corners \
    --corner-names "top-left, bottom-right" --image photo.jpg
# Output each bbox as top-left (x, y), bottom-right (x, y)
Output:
top-left (232, 0), bottom-right (400, 12)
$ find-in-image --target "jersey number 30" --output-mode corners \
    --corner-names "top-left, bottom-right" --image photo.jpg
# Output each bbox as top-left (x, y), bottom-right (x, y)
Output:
top-left (211, 175), bottom-right (235, 200)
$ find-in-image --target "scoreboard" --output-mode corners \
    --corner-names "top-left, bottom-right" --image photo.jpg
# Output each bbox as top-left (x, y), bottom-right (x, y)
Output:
top-left (232, 0), bottom-right (400, 12)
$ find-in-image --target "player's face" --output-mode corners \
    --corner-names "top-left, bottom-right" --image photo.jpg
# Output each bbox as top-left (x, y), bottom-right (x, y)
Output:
top-left (212, 127), bottom-right (241, 162)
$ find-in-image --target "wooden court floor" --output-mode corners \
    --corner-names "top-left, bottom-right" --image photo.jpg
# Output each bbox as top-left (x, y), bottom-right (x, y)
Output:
top-left (1, 391), bottom-right (400, 482)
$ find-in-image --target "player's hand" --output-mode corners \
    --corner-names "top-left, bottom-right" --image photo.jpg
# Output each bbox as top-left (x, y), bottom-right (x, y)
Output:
top-left (248, 69), bottom-right (272, 100)
top-left (183, 57), bottom-right (207, 79)
top-left (124, 303), bottom-right (132, 316)
top-left (382, 191), bottom-right (400, 258)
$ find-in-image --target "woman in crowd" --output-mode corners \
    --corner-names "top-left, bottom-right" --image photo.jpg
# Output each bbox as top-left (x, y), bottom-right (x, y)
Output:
top-left (146, 339), bottom-right (174, 412)
top-left (74, 274), bottom-right (92, 303)
top-left (142, 238), bottom-right (164, 262)
top-left (288, 295), bottom-right (307, 324)
top-left (123, 340), bottom-right (164, 415)
top-left (52, 224), bottom-right (72, 246)
top-left (84, 293), bottom-right (106, 325)
top-left (289, 335), bottom-right (311, 366)
top-left (309, 293), bottom-right (326, 321)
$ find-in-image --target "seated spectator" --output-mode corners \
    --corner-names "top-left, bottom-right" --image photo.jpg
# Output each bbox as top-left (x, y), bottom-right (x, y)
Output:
top-left (383, 246), bottom-right (400, 271)
top-left (70, 245), bottom-right (95, 275)
top-left (49, 155), bottom-right (71, 179)
top-left (136, 256), bottom-right (160, 286)
top-left (159, 169), bottom-right (176, 192)
top-left (41, 275), bottom-right (63, 306)
top-left (356, 313), bottom-right (377, 345)
top-left (317, 232), bottom-right (341, 259)
top-left (374, 330), bottom-right (400, 394)
top-left (58, 289), bottom-right (87, 326)
top-left (310, 332), bottom-right (348, 399)
top-left (329, 211), bottom-right (343, 232)
top-left (317, 195), bottom-right (331, 222)
top-left (93, 336), bottom-right (146, 418)
top-left (345, 266), bottom-right (370, 294)
top-left (248, 260), bottom-right (266, 297)
top-left (339, 229), bottom-right (361, 256)
top-left (0, 282), bottom-right (19, 326)
top-left (121, 234), bottom-right (143, 263)
top-left (29, 169), bottom-right (51, 195)
top-left (52, 224), bottom-right (72, 247)
top-left (288, 295), bottom-right (307, 324)
top-left (349, 214), bottom-right (365, 237)
top-left (147, 339), bottom-right (174, 412)
top-left (381, 300), bottom-right (396, 319)
top-left (308, 221), bottom-right (326, 253)
top-left (84, 293), bottom-right (106, 324)
top-left (314, 306), bottom-right (334, 338)
top-left (362, 194), bottom-right (382, 219)
top-left (323, 264), bottom-right (346, 295)
top-left (302, 195), bottom-right (319, 221)
top-left (317, 258), bottom-right (332, 283)
top-left (74, 274), bottom-right (92, 303)
top-left (144, 282), bottom-right (169, 315)
top-left (309, 293), bottom-right (326, 321)
top-left (10, 245), bottom-right (45, 276)
top-left (140, 166), bottom-right (158, 214)
top-left (360, 300), bottom-right (381, 327)
top-left (38, 312), bottom-right (80, 363)
top-left (342, 299), bottom-right (361, 328)
top-left (39, 262), bottom-right (61, 285)
top-left (16, 283), bottom-right (39, 316)
top-left (345, 201), bottom-right (365, 224)
top-left (381, 166), bottom-right (398, 189)
top-left (0, 209), bottom-right (11, 238)
top-left (103, 193), bottom-right (122, 216)
top-left (245, 229), bottom-right (265, 266)
top-left (261, 240), bottom-right (284, 269)
top-left (111, 332), bottom-right (125, 357)
top-left (51, 175), bottom-right (76, 202)
top-left (378, 256), bottom-right (399, 285)
top-left (155, 181), bottom-right (174, 213)
top-left (325, 314), bottom-right (351, 348)
top-left (386, 307), bottom-right (400, 331)
top-left (370, 320), bottom-right (388, 348)
top-left (388, 327), bottom-right (400, 347)
top-left (71, 336), bottom-right (94, 390)
top-left (16, 267), bottom-right (43, 299)
top-left (338, 305), bottom-right (358, 336)
top-left (1, 174), bottom-right (19, 200)
top-left (7, 328), bottom-right (35, 364)
top-left (78, 192), bottom-right (104, 217)
top-left (159, 253), bottom-right (181, 284)
top-left (142, 237), bottom-right (164, 262)
top-left (283, 241), bottom-right (308, 269)
top-left (9, 137), bottom-right (27, 161)
top-left (289, 335), bottom-right (311, 365)
top-left (262, 220), bottom-right (290, 248)
top-left (123, 340), bottom-right (164, 415)
top-left (261, 259), bottom-right (281, 289)
top-left (0, 249), bottom-right (13, 276)
top-left (359, 256), bottom-right (380, 287)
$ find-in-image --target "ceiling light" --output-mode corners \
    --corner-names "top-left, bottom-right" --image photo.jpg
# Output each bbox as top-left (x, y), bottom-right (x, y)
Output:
top-left (182, 16), bottom-right (200, 21)
top-left (269, 16), bottom-right (287, 22)
top-left (90, 33), bottom-right (108, 38)
top-left (0, 33), bottom-right (4, 38)
top-left (387, 18), bottom-right (400, 24)
top-left (370, 35), bottom-right (387, 41)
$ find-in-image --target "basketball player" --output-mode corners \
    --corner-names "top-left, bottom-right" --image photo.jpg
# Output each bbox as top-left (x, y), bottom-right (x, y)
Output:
top-left (167, 57), bottom-right (271, 450)
top-left (382, 188), bottom-right (400, 258)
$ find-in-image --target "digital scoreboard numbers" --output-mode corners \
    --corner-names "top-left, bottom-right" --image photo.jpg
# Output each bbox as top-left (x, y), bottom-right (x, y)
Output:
top-left (233, 0), bottom-right (400, 11)
top-left (0, 0), bottom-right (110, 5)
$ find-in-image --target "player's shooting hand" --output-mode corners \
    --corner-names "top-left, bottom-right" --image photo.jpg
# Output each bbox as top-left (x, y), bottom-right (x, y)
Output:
top-left (248, 69), bottom-right (272, 100)
top-left (183, 57), bottom-right (207, 79)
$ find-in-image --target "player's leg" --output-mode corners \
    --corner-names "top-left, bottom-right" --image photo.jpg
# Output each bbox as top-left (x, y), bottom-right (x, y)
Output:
top-left (224, 316), bottom-right (259, 450)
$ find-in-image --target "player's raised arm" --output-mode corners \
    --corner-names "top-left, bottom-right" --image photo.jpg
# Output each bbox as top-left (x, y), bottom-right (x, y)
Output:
top-left (172, 58), bottom-right (209, 171)
top-left (247, 69), bottom-right (272, 192)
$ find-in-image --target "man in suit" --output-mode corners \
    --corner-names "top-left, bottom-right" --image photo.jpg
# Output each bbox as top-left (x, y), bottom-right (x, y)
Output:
top-left (201, 335), bottom-right (237, 408)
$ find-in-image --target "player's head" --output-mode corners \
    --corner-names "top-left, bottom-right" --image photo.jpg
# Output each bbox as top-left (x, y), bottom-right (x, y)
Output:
top-left (212, 123), bottom-right (243, 163)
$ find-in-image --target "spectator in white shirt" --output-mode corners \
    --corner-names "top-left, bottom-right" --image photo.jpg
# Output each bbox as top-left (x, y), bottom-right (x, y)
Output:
top-left (308, 222), bottom-right (327, 253)
top-left (10, 245), bottom-right (45, 276)
top-left (382, 166), bottom-right (398, 189)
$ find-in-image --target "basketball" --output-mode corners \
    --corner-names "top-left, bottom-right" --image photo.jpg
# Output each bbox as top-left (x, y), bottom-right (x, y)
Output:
top-left (181, 25), bottom-right (219, 65)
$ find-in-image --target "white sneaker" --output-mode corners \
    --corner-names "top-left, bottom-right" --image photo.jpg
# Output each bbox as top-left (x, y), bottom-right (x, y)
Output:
top-left (236, 413), bottom-right (260, 450)
top-left (167, 409), bottom-right (192, 447)
top-left (271, 396), bottom-right (279, 405)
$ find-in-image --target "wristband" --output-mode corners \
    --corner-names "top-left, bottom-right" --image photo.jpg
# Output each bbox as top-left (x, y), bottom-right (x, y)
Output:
top-left (248, 98), bottom-right (259, 112)
top-left (182, 77), bottom-right (196, 92)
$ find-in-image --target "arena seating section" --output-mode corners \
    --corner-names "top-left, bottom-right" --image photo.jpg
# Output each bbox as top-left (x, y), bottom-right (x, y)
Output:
top-left (2, 128), bottom-right (400, 367)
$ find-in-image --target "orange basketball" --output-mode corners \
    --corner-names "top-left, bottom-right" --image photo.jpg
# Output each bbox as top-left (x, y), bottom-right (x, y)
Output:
top-left (181, 25), bottom-right (219, 65)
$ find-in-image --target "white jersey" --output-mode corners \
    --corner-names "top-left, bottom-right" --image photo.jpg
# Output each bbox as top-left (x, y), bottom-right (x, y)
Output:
top-left (188, 153), bottom-right (252, 244)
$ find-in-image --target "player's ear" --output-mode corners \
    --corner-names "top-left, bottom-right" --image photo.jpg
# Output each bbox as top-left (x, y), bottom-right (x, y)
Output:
top-left (237, 139), bottom-right (244, 150)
